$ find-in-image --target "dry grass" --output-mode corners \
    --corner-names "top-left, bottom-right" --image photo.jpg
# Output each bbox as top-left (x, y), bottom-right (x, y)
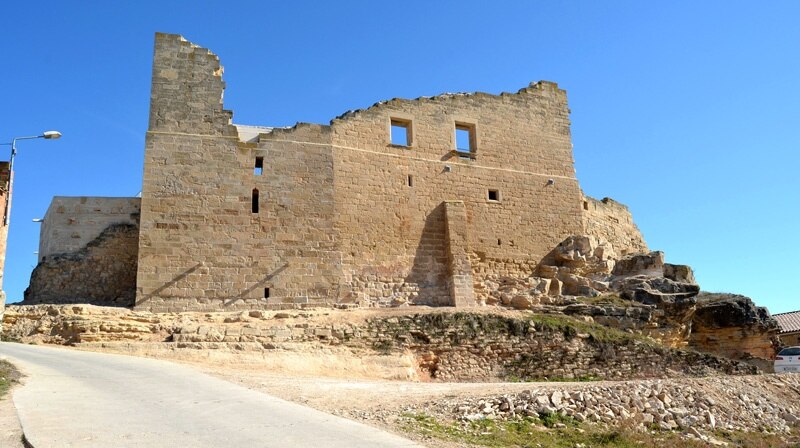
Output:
top-left (400, 413), bottom-right (800, 448)
top-left (0, 359), bottom-right (21, 398)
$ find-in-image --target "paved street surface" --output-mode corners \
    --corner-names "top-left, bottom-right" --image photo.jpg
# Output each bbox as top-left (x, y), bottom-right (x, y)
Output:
top-left (0, 342), bottom-right (423, 448)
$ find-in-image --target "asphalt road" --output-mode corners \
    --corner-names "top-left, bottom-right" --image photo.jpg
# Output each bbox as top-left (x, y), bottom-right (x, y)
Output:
top-left (0, 342), bottom-right (423, 448)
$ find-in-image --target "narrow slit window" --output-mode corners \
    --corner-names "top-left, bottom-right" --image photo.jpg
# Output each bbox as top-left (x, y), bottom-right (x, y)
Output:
top-left (488, 189), bottom-right (500, 202)
top-left (254, 157), bottom-right (264, 175)
top-left (251, 189), bottom-right (259, 213)
top-left (583, 201), bottom-right (589, 210)
top-left (264, 287), bottom-right (270, 299)
top-left (407, 174), bottom-right (413, 187)
top-left (455, 123), bottom-right (476, 157)
top-left (390, 119), bottom-right (412, 146)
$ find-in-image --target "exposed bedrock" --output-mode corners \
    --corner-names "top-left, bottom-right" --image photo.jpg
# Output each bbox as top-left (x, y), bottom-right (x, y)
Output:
top-left (689, 293), bottom-right (781, 363)
top-left (482, 235), bottom-right (780, 362)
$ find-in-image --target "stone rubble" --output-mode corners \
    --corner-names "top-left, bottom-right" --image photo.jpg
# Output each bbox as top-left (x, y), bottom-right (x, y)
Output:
top-left (382, 374), bottom-right (800, 444)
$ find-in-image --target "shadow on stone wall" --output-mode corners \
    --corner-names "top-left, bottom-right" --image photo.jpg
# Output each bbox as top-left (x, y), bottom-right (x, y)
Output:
top-left (406, 203), bottom-right (450, 306)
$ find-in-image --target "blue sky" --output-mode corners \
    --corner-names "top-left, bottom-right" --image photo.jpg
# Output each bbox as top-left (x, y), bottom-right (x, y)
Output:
top-left (2, 1), bottom-right (798, 313)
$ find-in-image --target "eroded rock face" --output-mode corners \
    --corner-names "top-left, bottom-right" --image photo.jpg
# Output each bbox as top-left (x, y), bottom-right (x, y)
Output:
top-left (549, 235), bottom-right (617, 276)
top-left (482, 235), bottom-right (780, 361)
top-left (690, 294), bottom-right (781, 362)
top-left (612, 251), bottom-right (665, 278)
top-left (664, 263), bottom-right (696, 284)
top-left (1, 304), bottom-right (759, 382)
top-left (613, 276), bottom-right (699, 306)
top-left (612, 275), bottom-right (699, 345)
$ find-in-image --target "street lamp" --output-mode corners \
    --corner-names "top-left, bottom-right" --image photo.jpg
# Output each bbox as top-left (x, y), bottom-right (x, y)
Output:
top-left (0, 131), bottom-right (62, 225)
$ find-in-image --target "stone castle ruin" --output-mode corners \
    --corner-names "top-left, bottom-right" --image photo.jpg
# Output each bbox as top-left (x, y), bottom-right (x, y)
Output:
top-left (23, 33), bottom-right (647, 312)
top-left (16, 33), bottom-right (784, 365)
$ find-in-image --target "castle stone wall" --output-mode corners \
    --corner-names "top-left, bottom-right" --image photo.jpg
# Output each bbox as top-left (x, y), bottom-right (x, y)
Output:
top-left (582, 196), bottom-right (647, 255)
top-left (330, 82), bottom-right (584, 306)
top-left (136, 34), bottom-right (340, 312)
top-left (24, 224), bottom-right (139, 306)
top-left (38, 197), bottom-right (140, 262)
top-left (133, 34), bottom-right (588, 311)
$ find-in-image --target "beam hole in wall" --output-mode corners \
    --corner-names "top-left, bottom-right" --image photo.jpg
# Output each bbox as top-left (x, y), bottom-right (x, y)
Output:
top-left (407, 174), bottom-right (413, 187)
top-left (254, 157), bottom-right (264, 175)
top-left (488, 189), bottom-right (500, 202)
top-left (264, 287), bottom-right (270, 299)
top-left (498, 239), bottom-right (502, 246)
top-left (390, 118), bottom-right (412, 146)
top-left (455, 122), bottom-right (476, 158)
top-left (251, 189), bottom-right (259, 213)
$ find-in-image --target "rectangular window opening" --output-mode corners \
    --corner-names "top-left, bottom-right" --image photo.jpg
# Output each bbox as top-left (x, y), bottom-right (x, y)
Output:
top-left (252, 189), bottom-right (259, 213)
top-left (455, 123), bottom-right (476, 157)
top-left (488, 189), bottom-right (500, 202)
top-left (497, 239), bottom-right (502, 246)
top-left (254, 157), bottom-right (264, 175)
top-left (583, 200), bottom-right (589, 211)
top-left (264, 287), bottom-right (270, 299)
top-left (407, 174), bottom-right (413, 187)
top-left (390, 119), bottom-right (412, 146)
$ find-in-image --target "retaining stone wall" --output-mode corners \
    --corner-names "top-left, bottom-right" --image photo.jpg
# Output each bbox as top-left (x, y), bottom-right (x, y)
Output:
top-left (169, 312), bottom-right (756, 382)
top-left (23, 224), bottom-right (139, 306)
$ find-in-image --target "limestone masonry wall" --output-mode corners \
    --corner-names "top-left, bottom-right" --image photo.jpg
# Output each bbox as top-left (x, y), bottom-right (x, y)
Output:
top-left (132, 33), bottom-right (597, 311)
top-left (331, 82), bottom-right (584, 307)
top-left (582, 196), bottom-right (647, 256)
top-left (26, 33), bottom-right (649, 312)
top-left (24, 224), bottom-right (139, 306)
top-left (38, 197), bottom-right (140, 262)
top-left (781, 332), bottom-right (800, 346)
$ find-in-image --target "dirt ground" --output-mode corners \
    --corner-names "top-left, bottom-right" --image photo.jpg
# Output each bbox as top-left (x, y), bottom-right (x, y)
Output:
top-left (184, 358), bottom-right (598, 448)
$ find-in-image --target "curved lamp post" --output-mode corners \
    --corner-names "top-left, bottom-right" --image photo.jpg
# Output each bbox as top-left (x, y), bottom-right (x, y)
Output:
top-left (1, 131), bottom-right (62, 225)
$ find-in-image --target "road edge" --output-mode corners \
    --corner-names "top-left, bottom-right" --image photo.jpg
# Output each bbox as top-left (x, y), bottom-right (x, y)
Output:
top-left (0, 387), bottom-right (27, 448)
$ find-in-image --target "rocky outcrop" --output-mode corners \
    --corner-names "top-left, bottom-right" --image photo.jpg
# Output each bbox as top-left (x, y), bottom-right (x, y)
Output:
top-left (664, 263), bottom-right (696, 283)
top-left (477, 235), bottom-right (781, 362)
top-left (690, 293), bottom-right (781, 363)
top-left (478, 237), bottom-right (697, 345)
top-left (539, 235), bottom-right (617, 297)
top-left (1, 304), bottom-right (757, 383)
top-left (2, 304), bottom-right (167, 344)
top-left (612, 251), bottom-right (665, 277)
top-left (23, 224), bottom-right (138, 307)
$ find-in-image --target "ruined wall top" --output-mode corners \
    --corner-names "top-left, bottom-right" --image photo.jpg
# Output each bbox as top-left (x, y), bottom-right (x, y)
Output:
top-left (148, 33), bottom-right (236, 137)
top-left (39, 197), bottom-right (140, 262)
top-left (582, 195), bottom-right (648, 255)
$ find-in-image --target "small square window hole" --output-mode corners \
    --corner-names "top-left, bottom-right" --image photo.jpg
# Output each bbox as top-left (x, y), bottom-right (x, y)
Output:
top-left (391, 119), bottom-right (412, 146)
top-left (488, 189), bottom-right (500, 202)
top-left (455, 122), bottom-right (476, 156)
